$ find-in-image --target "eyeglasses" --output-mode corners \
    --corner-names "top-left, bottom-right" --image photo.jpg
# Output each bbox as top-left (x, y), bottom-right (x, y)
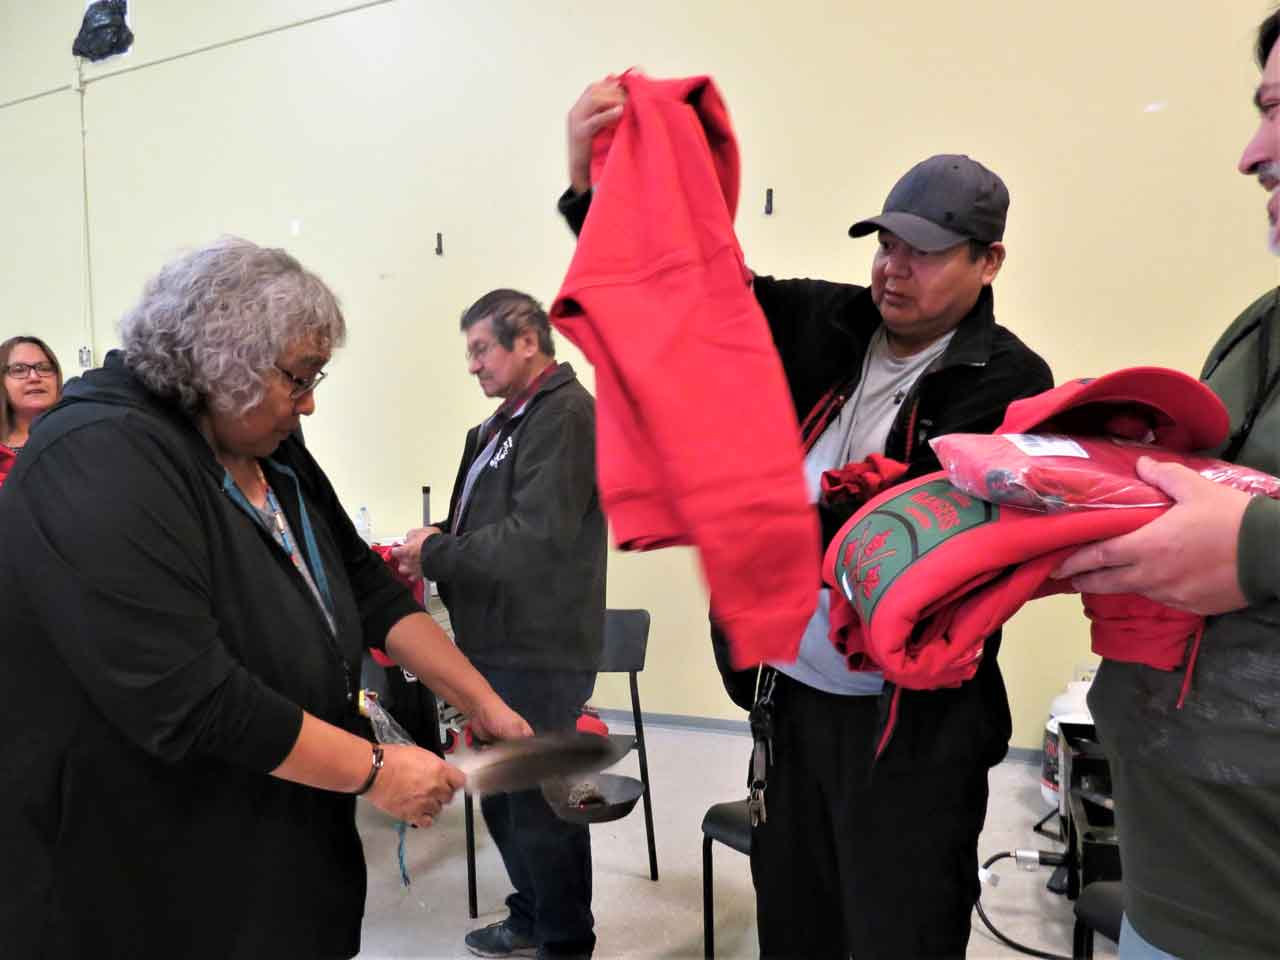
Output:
top-left (4, 361), bottom-right (57, 379)
top-left (273, 363), bottom-right (327, 400)
top-left (465, 339), bottom-right (502, 364)
top-left (464, 325), bottom-right (533, 364)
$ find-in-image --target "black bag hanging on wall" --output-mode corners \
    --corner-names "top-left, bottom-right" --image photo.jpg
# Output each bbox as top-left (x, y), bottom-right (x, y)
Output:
top-left (72, 0), bottom-right (134, 62)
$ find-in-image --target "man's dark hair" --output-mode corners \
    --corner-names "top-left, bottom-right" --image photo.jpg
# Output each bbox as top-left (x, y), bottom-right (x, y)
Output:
top-left (1258, 9), bottom-right (1280, 68)
top-left (460, 288), bottom-right (555, 357)
top-left (967, 239), bottom-right (993, 263)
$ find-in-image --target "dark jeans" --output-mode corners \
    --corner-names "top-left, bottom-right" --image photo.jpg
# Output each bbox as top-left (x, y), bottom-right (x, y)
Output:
top-left (751, 673), bottom-right (992, 959)
top-left (479, 666), bottom-right (597, 956)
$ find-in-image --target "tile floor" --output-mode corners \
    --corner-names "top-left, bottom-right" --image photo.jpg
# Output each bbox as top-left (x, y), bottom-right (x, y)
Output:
top-left (357, 721), bottom-right (1116, 959)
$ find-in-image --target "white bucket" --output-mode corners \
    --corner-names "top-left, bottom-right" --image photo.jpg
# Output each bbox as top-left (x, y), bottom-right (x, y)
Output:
top-left (1040, 680), bottom-right (1092, 809)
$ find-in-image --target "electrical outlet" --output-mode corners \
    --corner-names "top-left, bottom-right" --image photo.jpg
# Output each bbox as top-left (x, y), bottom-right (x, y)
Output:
top-left (78, 346), bottom-right (93, 368)
top-left (1073, 661), bottom-right (1099, 684)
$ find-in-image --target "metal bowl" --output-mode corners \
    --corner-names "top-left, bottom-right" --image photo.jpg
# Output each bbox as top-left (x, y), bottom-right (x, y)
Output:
top-left (543, 772), bottom-right (644, 824)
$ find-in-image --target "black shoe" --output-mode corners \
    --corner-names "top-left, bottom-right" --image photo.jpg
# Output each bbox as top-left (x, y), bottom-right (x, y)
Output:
top-left (536, 937), bottom-right (594, 960)
top-left (464, 919), bottom-right (538, 958)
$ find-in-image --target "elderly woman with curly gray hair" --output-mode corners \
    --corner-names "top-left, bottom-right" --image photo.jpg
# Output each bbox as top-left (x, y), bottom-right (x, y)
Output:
top-left (0, 237), bottom-right (532, 960)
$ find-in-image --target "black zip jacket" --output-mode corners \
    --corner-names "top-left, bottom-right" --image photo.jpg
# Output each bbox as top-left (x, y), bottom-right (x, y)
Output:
top-left (0, 352), bottom-right (420, 958)
top-left (422, 362), bottom-right (606, 671)
top-left (561, 188), bottom-right (1053, 767)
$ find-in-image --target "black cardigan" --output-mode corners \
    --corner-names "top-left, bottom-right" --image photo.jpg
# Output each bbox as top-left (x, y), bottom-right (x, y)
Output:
top-left (0, 352), bottom-right (419, 959)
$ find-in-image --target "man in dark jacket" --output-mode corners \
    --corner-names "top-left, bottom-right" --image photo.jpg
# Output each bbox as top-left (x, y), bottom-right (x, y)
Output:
top-left (395, 289), bottom-right (605, 960)
top-left (563, 83), bottom-right (1052, 958)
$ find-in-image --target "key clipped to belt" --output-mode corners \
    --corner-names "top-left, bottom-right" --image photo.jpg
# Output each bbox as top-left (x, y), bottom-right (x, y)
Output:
top-left (748, 669), bottom-right (777, 827)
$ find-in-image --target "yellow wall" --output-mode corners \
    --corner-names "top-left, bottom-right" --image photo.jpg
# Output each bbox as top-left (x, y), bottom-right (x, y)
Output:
top-left (3, 1), bottom-right (1278, 749)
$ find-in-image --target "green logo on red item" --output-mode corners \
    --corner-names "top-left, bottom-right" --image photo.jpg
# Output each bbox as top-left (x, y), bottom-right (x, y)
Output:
top-left (833, 479), bottom-right (997, 622)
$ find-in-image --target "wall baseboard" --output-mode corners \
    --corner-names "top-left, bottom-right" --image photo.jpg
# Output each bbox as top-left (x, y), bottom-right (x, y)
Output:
top-left (595, 707), bottom-right (749, 736)
top-left (593, 708), bottom-right (1042, 766)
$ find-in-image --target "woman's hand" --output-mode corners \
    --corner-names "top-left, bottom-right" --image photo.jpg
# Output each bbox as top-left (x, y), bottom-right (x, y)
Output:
top-left (363, 743), bottom-right (467, 828)
top-left (469, 696), bottom-right (534, 743)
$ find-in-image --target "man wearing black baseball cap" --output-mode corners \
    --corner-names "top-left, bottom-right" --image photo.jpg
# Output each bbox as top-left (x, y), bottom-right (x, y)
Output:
top-left (561, 81), bottom-right (1051, 959)
top-left (847, 154), bottom-right (1015, 357)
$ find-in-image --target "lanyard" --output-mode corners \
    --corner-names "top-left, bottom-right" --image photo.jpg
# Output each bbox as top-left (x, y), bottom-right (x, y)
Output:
top-left (747, 667), bottom-right (778, 826)
top-left (221, 459), bottom-right (354, 705)
top-left (221, 459), bottom-right (337, 630)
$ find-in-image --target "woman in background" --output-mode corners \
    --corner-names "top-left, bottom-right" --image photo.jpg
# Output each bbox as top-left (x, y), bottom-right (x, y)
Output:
top-left (0, 334), bottom-right (62, 486)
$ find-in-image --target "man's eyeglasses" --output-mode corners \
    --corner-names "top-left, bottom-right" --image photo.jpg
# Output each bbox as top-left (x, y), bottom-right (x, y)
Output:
top-left (465, 340), bottom-right (501, 364)
top-left (4, 361), bottom-right (57, 379)
top-left (274, 363), bottom-right (327, 400)
top-left (465, 326), bottom-right (528, 364)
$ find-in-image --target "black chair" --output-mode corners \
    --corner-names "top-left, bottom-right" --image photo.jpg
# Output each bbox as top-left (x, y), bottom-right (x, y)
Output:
top-left (599, 607), bottom-right (659, 882)
top-left (1072, 881), bottom-right (1124, 959)
top-left (700, 799), bottom-right (752, 959)
top-left (462, 607), bottom-right (659, 918)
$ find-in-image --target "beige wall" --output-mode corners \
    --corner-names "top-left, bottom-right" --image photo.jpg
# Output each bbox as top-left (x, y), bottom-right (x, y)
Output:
top-left (3, 1), bottom-right (1278, 749)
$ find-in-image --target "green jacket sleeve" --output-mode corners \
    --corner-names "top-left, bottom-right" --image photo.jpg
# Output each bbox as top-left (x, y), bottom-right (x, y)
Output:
top-left (1238, 494), bottom-right (1280, 604)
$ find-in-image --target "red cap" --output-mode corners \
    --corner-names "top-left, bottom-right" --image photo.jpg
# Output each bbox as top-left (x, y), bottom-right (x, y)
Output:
top-left (998, 367), bottom-right (1229, 452)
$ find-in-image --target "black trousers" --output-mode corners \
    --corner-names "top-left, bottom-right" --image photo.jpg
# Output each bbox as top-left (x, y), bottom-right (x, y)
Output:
top-left (479, 667), bottom-right (597, 956)
top-left (751, 673), bottom-right (993, 959)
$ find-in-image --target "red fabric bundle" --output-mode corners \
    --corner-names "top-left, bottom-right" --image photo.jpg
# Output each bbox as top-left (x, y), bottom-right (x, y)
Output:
top-left (551, 71), bottom-right (817, 668)
top-left (0, 445), bottom-right (15, 489)
top-left (821, 454), bottom-right (909, 509)
top-left (823, 367), bottom-right (1233, 699)
top-left (368, 543), bottom-right (427, 667)
top-left (823, 476), bottom-right (1171, 689)
top-left (932, 433), bottom-right (1280, 512)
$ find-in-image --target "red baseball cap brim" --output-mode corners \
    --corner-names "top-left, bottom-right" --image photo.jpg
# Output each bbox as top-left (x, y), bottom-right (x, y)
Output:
top-left (998, 367), bottom-right (1229, 452)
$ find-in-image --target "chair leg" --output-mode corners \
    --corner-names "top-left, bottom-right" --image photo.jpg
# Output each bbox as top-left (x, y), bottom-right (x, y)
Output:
top-left (631, 673), bottom-right (659, 881)
top-left (703, 835), bottom-right (714, 960)
top-left (1072, 918), bottom-right (1094, 960)
top-left (465, 791), bottom-right (478, 919)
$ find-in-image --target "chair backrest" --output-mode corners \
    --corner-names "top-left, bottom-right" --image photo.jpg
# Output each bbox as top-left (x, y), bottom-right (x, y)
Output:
top-left (599, 608), bottom-right (651, 674)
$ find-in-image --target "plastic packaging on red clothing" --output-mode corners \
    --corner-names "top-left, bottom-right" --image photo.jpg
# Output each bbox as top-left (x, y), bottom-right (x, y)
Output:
top-left (930, 433), bottom-right (1280, 512)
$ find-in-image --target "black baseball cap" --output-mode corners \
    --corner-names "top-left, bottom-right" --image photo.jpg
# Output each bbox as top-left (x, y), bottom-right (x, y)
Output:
top-left (848, 154), bottom-right (1009, 252)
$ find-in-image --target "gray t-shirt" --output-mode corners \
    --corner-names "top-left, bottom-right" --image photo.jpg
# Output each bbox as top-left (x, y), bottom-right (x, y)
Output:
top-left (774, 325), bottom-right (955, 695)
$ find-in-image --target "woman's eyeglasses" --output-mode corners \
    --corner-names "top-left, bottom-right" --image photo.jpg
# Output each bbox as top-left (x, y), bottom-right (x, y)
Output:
top-left (274, 363), bottom-right (327, 400)
top-left (4, 362), bottom-right (57, 379)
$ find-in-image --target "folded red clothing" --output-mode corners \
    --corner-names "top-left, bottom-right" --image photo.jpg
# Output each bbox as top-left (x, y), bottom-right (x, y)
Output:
top-left (931, 433), bottom-right (1280, 512)
top-left (821, 454), bottom-right (909, 509)
top-left (823, 474), bottom-right (1170, 689)
top-left (369, 543), bottom-right (427, 667)
top-left (822, 367), bottom-right (1234, 755)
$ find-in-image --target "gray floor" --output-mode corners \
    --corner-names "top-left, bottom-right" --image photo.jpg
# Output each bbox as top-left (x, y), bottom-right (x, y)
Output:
top-left (357, 721), bottom-right (1115, 959)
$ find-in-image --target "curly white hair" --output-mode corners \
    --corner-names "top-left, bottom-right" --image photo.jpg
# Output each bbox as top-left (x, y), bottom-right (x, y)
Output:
top-left (119, 237), bottom-right (346, 415)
